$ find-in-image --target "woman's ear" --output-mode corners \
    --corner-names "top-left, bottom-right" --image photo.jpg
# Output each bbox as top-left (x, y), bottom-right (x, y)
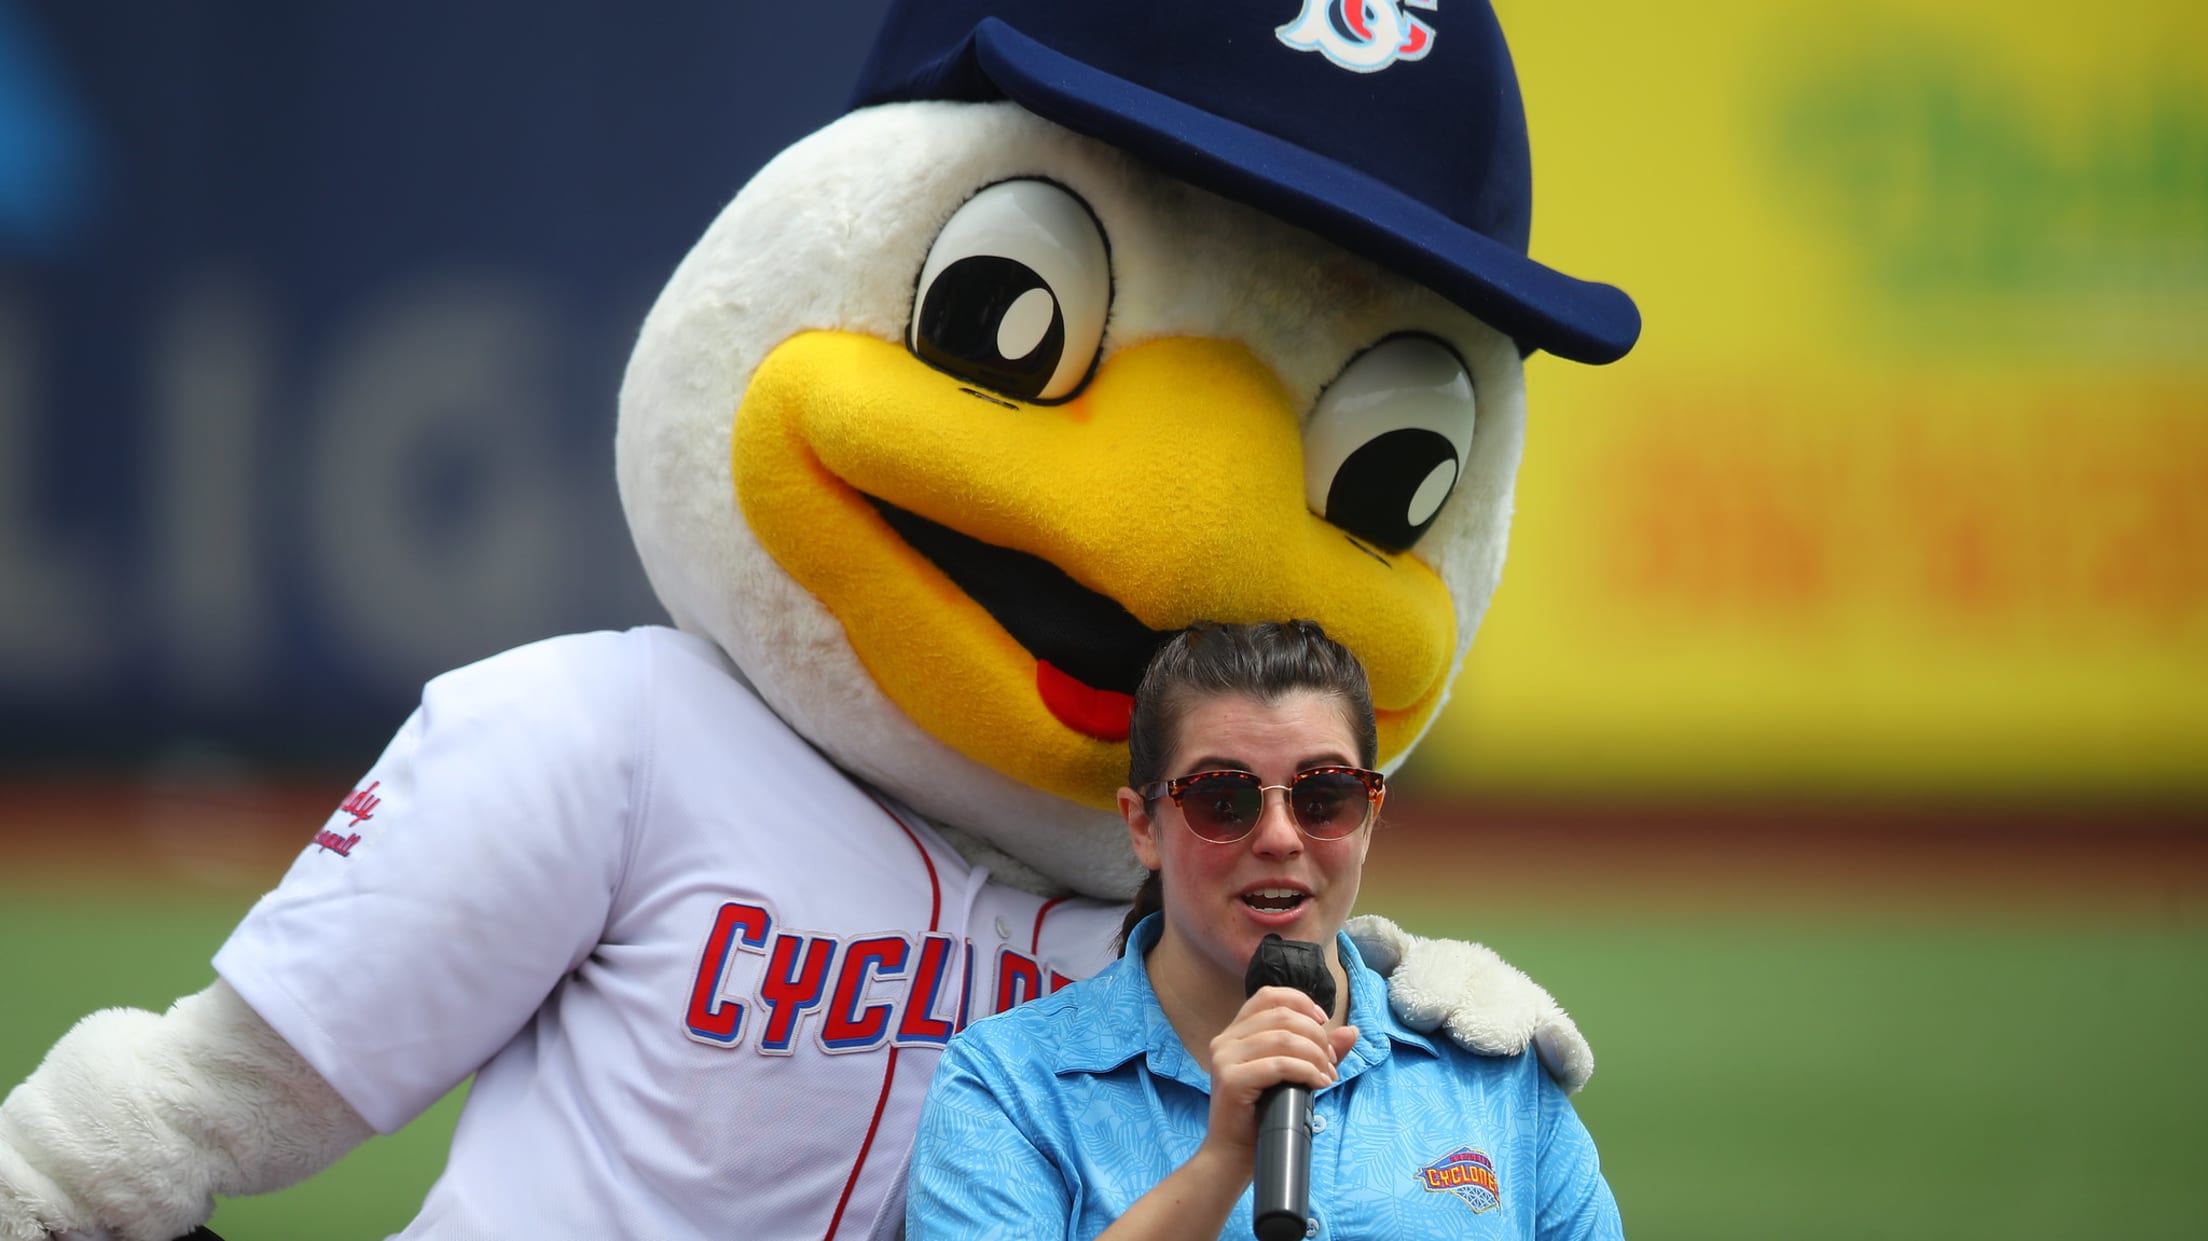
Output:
top-left (1119, 787), bottom-right (1163, 871)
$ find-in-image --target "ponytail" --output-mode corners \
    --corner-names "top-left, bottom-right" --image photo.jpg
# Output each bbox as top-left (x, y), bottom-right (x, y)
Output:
top-left (1114, 868), bottom-right (1163, 954)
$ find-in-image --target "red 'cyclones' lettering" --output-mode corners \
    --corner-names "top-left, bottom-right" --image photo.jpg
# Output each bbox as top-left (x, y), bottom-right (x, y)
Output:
top-left (685, 903), bottom-right (774, 1045)
top-left (994, 948), bottom-right (1043, 1014)
top-left (679, 907), bottom-right (1083, 1054)
top-left (895, 934), bottom-right (960, 1046)
top-left (756, 934), bottom-right (837, 1053)
top-left (820, 935), bottom-right (909, 1051)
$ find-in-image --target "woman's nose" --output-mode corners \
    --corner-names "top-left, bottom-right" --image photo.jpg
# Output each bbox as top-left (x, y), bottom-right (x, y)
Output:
top-left (1249, 786), bottom-right (1303, 856)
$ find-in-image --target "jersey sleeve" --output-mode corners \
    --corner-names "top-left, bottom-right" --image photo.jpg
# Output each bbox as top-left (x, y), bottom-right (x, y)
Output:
top-left (212, 630), bottom-right (648, 1135)
top-left (1534, 1063), bottom-right (1626, 1241)
top-left (905, 1039), bottom-right (1074, 1240)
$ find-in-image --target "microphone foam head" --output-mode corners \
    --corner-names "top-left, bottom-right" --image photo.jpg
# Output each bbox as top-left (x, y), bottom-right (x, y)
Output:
top-left (1243, 933), bottom-right (1337, 1015)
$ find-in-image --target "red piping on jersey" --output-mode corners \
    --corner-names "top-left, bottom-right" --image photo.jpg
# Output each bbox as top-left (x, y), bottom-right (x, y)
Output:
top-left (824, 796), bottom-right (944, 1240)
top-left (1030, 896), bottom-right (1068, 955)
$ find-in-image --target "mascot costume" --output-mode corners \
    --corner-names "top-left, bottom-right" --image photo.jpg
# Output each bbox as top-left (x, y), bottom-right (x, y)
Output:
top-left (0, 1), bottom-right (1638, 1237)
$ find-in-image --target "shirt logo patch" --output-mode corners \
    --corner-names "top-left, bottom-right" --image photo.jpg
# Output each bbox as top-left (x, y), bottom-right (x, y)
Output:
top-left (338, 780), bottom-right (382, 826)
top-left (1276, 0), bottom-right (1438, 74)
top-left (1418, 1146), bottom-right (1500, 1214)
top-left (310, 828), bottom-right (362, 856)
top-left (312, 780), bottom-right (381, 857)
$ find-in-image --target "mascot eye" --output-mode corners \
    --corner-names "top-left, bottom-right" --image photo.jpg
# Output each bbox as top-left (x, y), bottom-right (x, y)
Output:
top-left (909, 179), bottom-right (1110, 403)
top-left (1302, 335), bottom-right (1477, 553)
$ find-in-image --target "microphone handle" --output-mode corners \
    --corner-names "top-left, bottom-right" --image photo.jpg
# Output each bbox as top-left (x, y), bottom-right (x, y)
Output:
top-left (1251, 1082), bottom-right (1312, 1241)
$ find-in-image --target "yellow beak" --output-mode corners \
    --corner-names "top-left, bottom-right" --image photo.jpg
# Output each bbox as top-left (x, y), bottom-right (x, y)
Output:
top-left (735, 330), bottom-right (1456, 808)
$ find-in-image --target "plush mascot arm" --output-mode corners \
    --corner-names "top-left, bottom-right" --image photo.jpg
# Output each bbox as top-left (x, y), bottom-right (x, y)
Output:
top-left (1348, 914), bottom-right (1595, 1094)
top-left (0, 980), bottom-right (370, 1241)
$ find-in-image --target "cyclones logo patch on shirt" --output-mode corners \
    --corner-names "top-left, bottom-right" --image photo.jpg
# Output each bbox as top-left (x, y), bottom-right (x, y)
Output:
top-left (1418, 1145), bottom-right (1500, 1214)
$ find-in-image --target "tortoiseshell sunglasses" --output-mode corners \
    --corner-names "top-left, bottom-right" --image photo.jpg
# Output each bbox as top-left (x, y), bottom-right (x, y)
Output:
top-left (1139, 766), bottom-right (1384, 843)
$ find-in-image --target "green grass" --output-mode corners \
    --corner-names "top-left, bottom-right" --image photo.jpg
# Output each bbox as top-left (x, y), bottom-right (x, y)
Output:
top-left (0, 890), bottom-right (462, 1239)
top-left (3, 886), bottom-right (2202, 1239)
top-left (1386, 905), bottom-right (2208, 1241)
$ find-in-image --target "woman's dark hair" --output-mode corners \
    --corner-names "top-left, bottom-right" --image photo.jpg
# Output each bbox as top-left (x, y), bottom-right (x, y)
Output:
top-left (1115, 620), bottom-right (1377, 951)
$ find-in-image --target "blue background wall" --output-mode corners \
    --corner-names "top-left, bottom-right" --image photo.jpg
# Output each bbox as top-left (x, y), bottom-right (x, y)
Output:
top-left (0, 0), bottom-right (889, 765)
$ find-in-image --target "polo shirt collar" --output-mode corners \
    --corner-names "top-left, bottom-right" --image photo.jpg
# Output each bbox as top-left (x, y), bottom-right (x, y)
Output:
top-left (1052, 913), bottom-right (1440, 1090)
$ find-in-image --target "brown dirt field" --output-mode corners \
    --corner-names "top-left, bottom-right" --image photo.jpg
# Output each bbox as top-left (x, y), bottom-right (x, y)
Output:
top-left (1363, 796), bottom-right (2208, 922)
top-left (0, 779), bottom-right (354, 894)
top-left (2, 778), bottom-right (2203, 922)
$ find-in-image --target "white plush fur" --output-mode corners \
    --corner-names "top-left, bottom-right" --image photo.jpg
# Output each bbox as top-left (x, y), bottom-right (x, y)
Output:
top-left (617, 101), bottom-right (1527, 900)
top-left (1346, 914), bottom-right (1593, 1094)
top-left (0, 981), bottom-right (369, 1241)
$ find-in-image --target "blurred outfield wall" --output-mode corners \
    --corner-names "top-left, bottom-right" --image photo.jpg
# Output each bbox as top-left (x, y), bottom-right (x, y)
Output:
top-left (0, 0), bottom-right (889, 764)
top-left (1425, 0), bottom-right (2208, 800)
top-left (0, 0), bottom-right (2200, 804)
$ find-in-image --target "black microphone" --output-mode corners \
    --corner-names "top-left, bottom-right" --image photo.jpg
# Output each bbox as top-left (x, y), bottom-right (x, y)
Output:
top-left (1241, 934), bottom-right (1337, 1241)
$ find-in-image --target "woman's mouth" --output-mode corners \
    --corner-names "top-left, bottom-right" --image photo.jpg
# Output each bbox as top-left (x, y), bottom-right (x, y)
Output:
top-left (1242, 888), bottom-right (1311, 913)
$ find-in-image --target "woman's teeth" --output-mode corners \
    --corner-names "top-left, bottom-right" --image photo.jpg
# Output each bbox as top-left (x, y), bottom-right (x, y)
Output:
top-left (1244, 889), bottom-right (1307, 911)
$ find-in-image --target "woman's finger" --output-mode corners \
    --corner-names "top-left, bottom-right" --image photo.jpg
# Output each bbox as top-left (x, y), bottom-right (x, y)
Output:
top-left (1214, 1053), bottom-right (1336, 1097)
top-left (1218, 996), bottom-right (1329, 1045)
top-left (1328, 1026), bottom-right (1359, 1062)
top-left (1240, 985), bottom-right (1330, 1026)
top-left (1216, 1027), bottom-right (1335, 1069)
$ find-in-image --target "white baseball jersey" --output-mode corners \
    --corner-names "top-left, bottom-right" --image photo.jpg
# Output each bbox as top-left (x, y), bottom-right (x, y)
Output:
top-left (214, 626), bottom-right (1126, 1240)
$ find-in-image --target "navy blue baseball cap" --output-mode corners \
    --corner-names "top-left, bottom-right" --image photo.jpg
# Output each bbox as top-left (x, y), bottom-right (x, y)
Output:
top-left (849, 0), bottom-right (1639, 364)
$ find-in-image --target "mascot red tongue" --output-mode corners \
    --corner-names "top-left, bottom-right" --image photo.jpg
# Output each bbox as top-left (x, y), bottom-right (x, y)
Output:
top-left (1039, 663), bottom-right (1138, 742)
top-left (0, 2), bottom-right (1636, 1238)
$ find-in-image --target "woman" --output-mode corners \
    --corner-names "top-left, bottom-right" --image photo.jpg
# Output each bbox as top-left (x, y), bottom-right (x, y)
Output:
top-left (906, 621), bottom-right (1623, 1239)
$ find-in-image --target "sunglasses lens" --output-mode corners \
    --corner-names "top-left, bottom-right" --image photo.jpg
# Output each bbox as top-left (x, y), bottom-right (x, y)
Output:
top-left (1177, 773), bottom-right (1265, 841)
top-left (1289, 770), bottom-right (1372, 838)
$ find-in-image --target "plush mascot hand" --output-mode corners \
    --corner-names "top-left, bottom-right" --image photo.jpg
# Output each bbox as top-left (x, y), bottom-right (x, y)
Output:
top-left (0, 982), bottom-right (368, 1241)
top-left (1346, 914), bottom-right (1594, 1093)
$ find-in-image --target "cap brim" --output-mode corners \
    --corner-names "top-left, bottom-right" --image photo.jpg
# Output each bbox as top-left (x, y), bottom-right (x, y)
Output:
top-left (969, 20), bottom-right (1639, 365)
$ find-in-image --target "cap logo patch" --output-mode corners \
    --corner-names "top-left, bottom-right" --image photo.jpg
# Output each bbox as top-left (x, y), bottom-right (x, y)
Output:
top-left (1417, 1146), bottom-right (1500, 1214)
top-left (1276, 0), bottom-right (1437, 73)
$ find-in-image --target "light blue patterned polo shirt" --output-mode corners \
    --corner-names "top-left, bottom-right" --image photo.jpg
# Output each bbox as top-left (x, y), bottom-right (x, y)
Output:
top-left (906, 914), bottom-right (1623, 1240)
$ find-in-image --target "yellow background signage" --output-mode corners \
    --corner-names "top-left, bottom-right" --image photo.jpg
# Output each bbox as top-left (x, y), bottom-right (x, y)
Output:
top-left (1418, 0), bottom-right (2208, 797)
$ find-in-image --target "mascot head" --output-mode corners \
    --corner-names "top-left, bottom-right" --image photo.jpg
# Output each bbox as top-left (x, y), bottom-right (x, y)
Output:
top-left (615, 0), bottom-right (1638, 897)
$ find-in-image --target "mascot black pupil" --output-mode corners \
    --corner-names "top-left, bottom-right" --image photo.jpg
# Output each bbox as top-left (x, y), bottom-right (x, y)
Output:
top-left (1324, 427), bottom-right (1461, 551)
top-left (914, 254), bottom-right (1067, 401)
